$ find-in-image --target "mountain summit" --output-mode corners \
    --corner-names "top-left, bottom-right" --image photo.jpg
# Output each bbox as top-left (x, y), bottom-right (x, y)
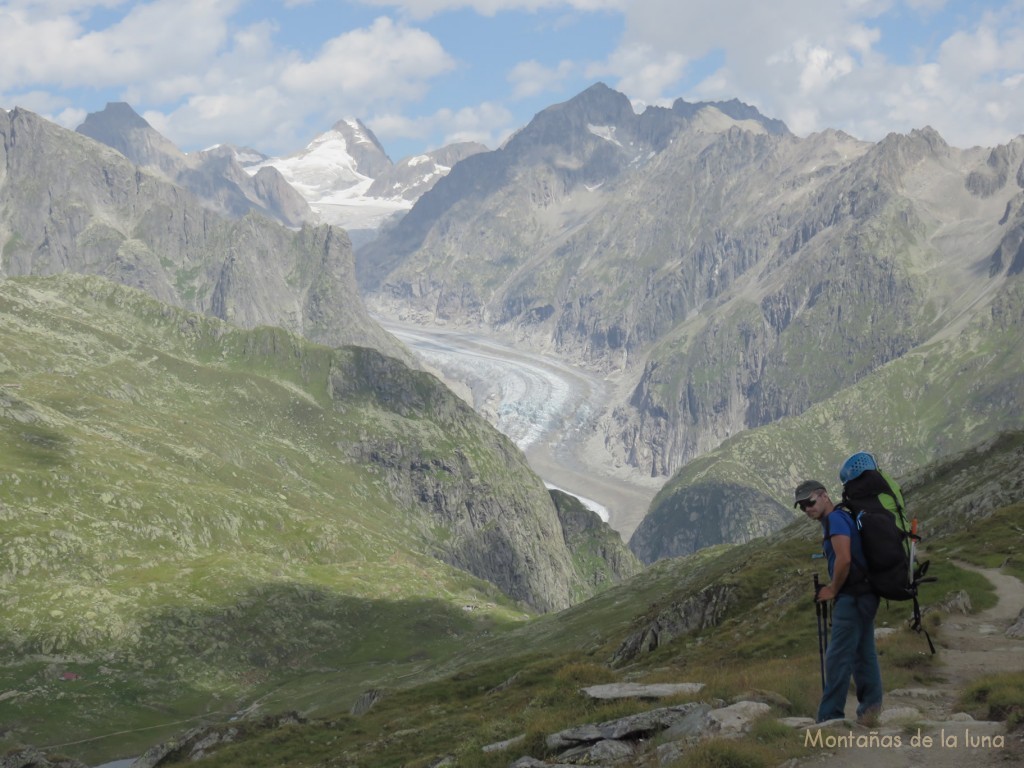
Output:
top-left (76, 101), bottom-right (179, 175)
top-left (245, 118), bottom-right (486, 240)
top-left (76, 102), bottom-right (312, 228)
top-left (245, 118), bottom-right (392, 200)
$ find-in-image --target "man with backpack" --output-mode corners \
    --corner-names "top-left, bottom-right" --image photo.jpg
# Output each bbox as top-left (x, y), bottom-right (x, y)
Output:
top-left (795, 479), bottom-right (883, 725)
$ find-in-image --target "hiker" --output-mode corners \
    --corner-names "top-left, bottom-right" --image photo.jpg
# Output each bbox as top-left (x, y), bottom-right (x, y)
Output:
top-left (795, 479), bottom-right (883, 725)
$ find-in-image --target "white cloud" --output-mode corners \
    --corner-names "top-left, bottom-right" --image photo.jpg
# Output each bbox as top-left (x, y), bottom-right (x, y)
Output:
top-left (0, 1), bottom-right (238, 88)
top-left (791, 43), bottom-right (856, 93)
top-left (938, 11), bottom-right (1024, 81)
top-left (0, 3), bottom-right (460, 154)
top-left (144, 17), bottom-right (454, 154)
top-left (508, 59), bottom-right (576, 99)
top-left (370, 101), bottom-right (514, 154)
top-left (589, 0), bottom-right (1024, 148)
top-left (437, 101), bottom-right (516, 146)
top-left (0, 89), bottom-right (72, 118)
top-left (0, 12), bottom-right (87, 83)
top-left (281, 17), bottom-right (453, 97)
top-left (587, 44), bottom-right (687, 105)
top-left (355, 0), bottom-right (626, 20)
top-left (3, 0), bottom-right (125, 13)
top-left (4, 0), bottom-right (1024, 160)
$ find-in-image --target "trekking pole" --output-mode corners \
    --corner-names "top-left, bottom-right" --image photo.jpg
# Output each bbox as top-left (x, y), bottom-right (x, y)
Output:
top-left (821, 590), bottom-right (829, 656)
top-left (814, 574), bottom-right (826, 691)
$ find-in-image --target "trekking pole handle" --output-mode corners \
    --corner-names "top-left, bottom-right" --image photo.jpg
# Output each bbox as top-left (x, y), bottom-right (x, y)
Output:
top-left (813, 573), bottom-right (822, 600)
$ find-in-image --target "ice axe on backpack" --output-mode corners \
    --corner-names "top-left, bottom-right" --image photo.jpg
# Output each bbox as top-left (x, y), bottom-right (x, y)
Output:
top-left (908, 518), bottom-right (936, 587)
top-left (907, 518), bottom-right (938, 654)
top-left (908, 518), bottom-right (919, 586)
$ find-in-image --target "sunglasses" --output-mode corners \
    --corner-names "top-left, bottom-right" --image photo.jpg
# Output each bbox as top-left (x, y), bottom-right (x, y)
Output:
top-left (797, 496), bottom-right (818, 510)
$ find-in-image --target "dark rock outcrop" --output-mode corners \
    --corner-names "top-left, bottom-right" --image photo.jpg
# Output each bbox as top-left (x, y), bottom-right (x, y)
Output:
top-left (551, 489), bottom-right (643, 589)
top-left (611, 583), bottom-right (736, 665)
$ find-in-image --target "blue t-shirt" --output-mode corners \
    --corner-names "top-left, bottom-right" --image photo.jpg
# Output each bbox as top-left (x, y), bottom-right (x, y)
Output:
top-left (821, 507), bottom-right (868, 593)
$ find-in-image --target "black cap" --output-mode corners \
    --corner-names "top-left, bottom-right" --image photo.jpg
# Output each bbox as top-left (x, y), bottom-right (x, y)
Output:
top-left (793, 480), bottom-right (826, 507)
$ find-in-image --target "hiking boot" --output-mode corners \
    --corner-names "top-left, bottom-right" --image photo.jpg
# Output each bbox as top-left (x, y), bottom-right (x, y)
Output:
top-left (856, 706), bottom-right (881, 727)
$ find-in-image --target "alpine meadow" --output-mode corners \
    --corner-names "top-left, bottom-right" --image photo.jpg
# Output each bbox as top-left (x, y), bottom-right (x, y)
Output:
top-left (1, 79), bottom-right (1024, 768)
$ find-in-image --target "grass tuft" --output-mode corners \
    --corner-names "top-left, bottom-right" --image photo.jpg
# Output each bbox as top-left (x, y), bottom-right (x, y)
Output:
top-left (958, 672), bottom-right (1024, 730)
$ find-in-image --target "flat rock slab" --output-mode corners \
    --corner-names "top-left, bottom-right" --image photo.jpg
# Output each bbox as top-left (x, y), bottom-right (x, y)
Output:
top-left (704, 701), bottom-right (772, 735)
top-left (481, 734), bottom-right (525, 753)
top-left (581, 682), bottom-right (705, 700)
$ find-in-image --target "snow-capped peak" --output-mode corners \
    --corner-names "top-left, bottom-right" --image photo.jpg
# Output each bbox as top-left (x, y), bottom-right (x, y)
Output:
top-left (242, 119), bottom-right (488, 235)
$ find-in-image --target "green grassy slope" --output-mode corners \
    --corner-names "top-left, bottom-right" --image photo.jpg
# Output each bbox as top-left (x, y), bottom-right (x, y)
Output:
top-left (3, 273), bottom-right (1020, 766)
top-left (139, 435), bottom-right (1023, 768)
top-left (0, 274), bottom-right (572, 756)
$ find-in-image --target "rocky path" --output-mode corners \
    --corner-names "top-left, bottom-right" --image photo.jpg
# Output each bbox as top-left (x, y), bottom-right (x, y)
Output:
top-left (798, 565), bottom-right (1024, 768)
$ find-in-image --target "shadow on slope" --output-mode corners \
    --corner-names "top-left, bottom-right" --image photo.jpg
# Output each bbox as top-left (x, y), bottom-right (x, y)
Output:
top-left (0, 585), bottom-right (510, 763)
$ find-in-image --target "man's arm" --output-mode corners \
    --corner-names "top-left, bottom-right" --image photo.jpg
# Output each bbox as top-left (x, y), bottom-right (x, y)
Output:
top-left (817, 534), bottom-right (851, 601)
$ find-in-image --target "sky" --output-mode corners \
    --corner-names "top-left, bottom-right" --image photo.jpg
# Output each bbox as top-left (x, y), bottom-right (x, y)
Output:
top-left (2, 0), bottom-right (1024, 162)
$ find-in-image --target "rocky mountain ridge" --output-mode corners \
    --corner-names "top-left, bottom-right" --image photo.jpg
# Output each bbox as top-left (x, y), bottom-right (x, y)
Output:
top-left (76, 102), bottom-right (313, 228)
top-left (72, 103), bottom-right (487, 244)
top-left (356, 82), bottom-right (1024, 481)
top-left (629, 261), bottom-right (1024, 562)
top-left (10, 87), bottom-right (1024, 571)
top-left (1, 106), bottom-right (406, 362)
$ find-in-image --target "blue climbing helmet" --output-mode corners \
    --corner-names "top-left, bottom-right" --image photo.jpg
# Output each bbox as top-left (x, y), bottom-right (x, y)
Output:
top-left (840, 451), bottom-right (878, 484)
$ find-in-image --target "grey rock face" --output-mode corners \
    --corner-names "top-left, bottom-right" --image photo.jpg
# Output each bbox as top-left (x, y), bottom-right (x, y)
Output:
top-left (76, 102), bottom-right (313, 227)
top-left (337, 351), bottom-right (583, 612)
top-left (629, 482), bottom-right (793, 564)
top-left (551, 489), bottom-right (643, 589)
top-left (581, 682), bottom-right (705, 700)
top-left (1008, 608), bottom-right (1024, 638)
top-left (1, 107), bottom-right (403, 361)
top-left (546, 702), bottom-right (709, 750)
top-left (76, 101), bottom-right (182, 177)
top-left (331, 117), bottom-right (393, 180)
top-left (518, 699), bottom-right (780, 766)
top-left (367, 141), bottom-right (488, 202)
top-left (357, 82), bottom-right (1024, 487)
top-left (612, 583), bottom-right (736, 665)
top-left (129, 713), bottom-right (305, 768)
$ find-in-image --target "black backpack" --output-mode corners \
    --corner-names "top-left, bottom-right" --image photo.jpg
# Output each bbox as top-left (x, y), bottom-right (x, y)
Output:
top-left (842, 468), bottom-right (936, 652)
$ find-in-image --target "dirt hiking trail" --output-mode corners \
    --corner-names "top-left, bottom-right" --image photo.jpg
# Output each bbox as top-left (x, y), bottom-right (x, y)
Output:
top-left (797, 564), bottom-right (1024, 768)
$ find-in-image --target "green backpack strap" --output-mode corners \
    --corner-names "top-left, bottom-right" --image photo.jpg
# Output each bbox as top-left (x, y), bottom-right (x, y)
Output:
top-left (878, 469), bottom-right (910, 533)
